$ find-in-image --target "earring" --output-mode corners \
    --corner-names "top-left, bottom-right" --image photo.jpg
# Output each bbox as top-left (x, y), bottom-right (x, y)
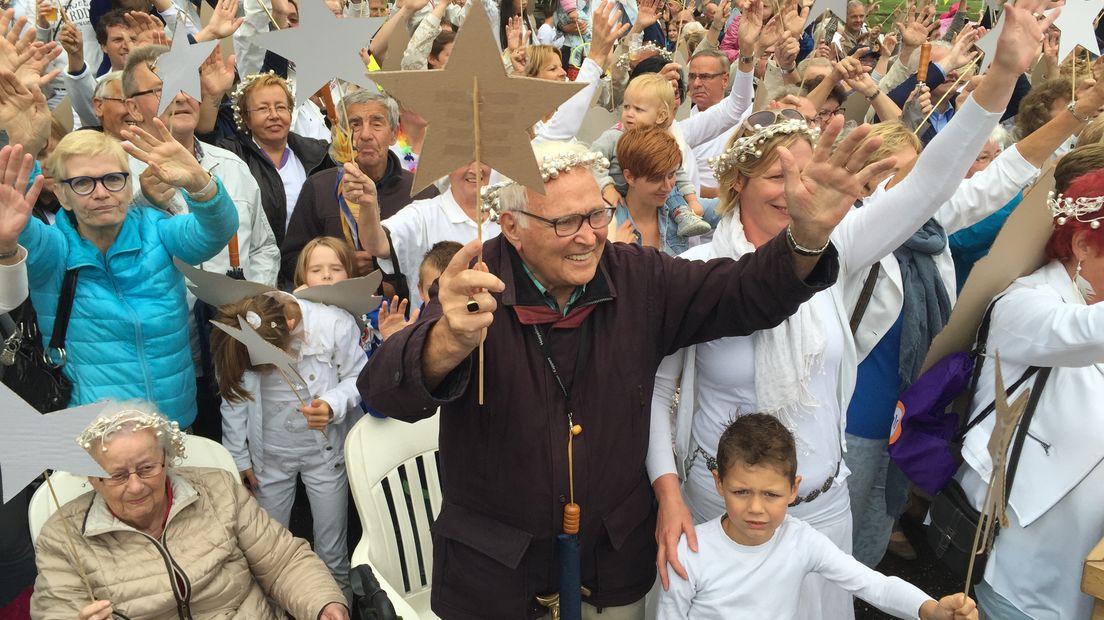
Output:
top-left (1077, 261), bottom-right (1083, 279)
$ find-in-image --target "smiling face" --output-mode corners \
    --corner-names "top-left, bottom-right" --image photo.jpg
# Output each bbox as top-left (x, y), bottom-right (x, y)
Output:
top-left (57, 154), bottom-right (132, 237)
top-left (93, 79), bottom-right (133, 140)
top-left (126, 61), bottom-right (200, 140)
top-left (733, 139), bottom-right (813, 246)
top-left (500, 168), bottom-right (608, 305)
top-left (712, 460), bottom-right (799, 546)
top-left (88, 429), bottom-right (169, 535)
top-left (447, 161), bottom-right (493, 210)
top-left (537, 54), bottom-right (568, 81)
top-left (243, 84), bottom-right (292, 146)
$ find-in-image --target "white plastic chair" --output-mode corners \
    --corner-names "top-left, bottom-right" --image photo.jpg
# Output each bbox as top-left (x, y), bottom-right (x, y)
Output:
top-left (346, 413), bottom-right (443, 620)
top-left (27, 435), bottom-right (239, 543)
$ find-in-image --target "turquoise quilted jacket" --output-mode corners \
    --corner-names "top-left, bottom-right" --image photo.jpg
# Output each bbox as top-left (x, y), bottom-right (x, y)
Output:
top-left (18, 179), bottom-right (239, 428)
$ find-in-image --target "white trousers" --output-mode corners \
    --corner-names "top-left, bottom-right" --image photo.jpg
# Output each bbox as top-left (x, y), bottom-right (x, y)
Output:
top-left (254, 448), bottom-right (350, 593)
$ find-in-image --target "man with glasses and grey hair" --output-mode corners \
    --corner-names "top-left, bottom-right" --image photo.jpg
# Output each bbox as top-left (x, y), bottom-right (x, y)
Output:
top-left (280, 88), bottom-right (438, 284)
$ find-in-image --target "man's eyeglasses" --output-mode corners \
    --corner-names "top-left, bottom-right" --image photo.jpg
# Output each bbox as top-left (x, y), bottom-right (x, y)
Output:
top-left (688, 71), bottom-right (726, 82)
top-left (815, 108), bottom-right (842, 122)
top-left (129, 87), bottom-right (162, 100)
top-left (100, 462), bottom-right (165, 486)
top-left (514, 206), bottom-right (616, 237)
top-left (248, 104), bottom-right (292, 117)
top-left (59, 172), bottom-right (130, 196)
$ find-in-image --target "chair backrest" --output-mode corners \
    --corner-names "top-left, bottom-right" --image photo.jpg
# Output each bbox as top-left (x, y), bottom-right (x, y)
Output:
top-left (27, 435), bottom-right (239, 543)
top-left (345, 414), bottom-right (442, 601)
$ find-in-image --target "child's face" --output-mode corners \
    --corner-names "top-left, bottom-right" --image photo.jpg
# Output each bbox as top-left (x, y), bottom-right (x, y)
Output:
top-left (622, 90), bottom-right (669, 130)
top-left (418, 267), bottom-right (442, 304)
top-left (303, 245), bottom-right (349, 287)
top-left (712, 461), bottom-right (800, 546)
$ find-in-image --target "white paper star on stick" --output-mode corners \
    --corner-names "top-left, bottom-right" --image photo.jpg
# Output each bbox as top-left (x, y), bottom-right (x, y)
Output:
top-left (0, 385), bottom-right (108, 503)
top-left (250, 0), bottom-right (384, 107)
top-left (974, 9), bottom-right (1006, 75)
top-left (1053, 0), bottom-right (1104, 62)
top-left (154, 20), bottom-right (219, 115)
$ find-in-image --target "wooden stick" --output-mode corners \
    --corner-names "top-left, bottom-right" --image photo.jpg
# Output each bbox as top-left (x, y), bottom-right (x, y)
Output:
top-left (44, 473), bottom-right (96, 603)
top-left (258, 0), bottom-right (281, 30)
top-left (912, 54), bottom-right (978, 136)
top-left (963, 479), bottom-right (996, 592)
top-left (473, 75), bottom-right (485, 406)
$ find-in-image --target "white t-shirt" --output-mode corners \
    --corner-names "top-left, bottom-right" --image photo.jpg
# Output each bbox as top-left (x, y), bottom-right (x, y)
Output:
top-left (658, 515), bottom-right (931, 620)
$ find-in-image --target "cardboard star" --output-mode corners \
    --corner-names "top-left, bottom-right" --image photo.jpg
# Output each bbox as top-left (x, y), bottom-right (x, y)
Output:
top-left (295, 272), bottom-right (383, 317)
top-left (175, 258), bottom-right (276, 307)
top-left (985, 352), bottom-right (1032, 530)
top-left (250, 0), bottom-right (384, 107)
top-left (1053, 0), bottom-right (1104, 62)
top-left (974, 9), bottom-right (1006, 75)
top-left (804, 0), bottom-right (849, 31)
top-left (0, 385), bottom-right (108, 503)
top-left (380, 21), bottom-right (411, 72)
top-left (367, 1), bottom-right (585, 195)
top-left (154, 20), bottom-right (219, 116)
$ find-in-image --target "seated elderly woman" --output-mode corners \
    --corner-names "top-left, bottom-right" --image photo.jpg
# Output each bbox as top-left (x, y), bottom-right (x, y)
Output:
top-left (16, 126), bottom-right (238, 428)
top-left (31, 402), bottom-right (349, 619)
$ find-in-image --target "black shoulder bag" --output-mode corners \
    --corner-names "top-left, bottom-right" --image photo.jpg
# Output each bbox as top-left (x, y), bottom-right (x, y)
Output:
top-left (0, 269), bottom-right (77, 412)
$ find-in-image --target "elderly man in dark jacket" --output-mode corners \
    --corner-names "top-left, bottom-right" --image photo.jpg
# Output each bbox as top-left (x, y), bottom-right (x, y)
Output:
top-left (357, 132), bottom-right (887, 618)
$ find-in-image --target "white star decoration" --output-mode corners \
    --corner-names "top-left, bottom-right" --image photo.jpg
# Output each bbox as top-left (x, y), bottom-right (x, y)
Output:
top-left (154, 20), bottom-right (218, 116)
top-left (1053, 0), bottom-right (1104, 62)
top-left (250, 0), bottom-right (385, 107)
top-left (974, 10), bottom-right (1006, 75)
top-left (804, 0), bottom-right (850, 31)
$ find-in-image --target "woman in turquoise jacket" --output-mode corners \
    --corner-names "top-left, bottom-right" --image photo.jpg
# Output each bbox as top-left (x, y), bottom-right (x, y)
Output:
top-left (16, 123), bottom-right (239, 428)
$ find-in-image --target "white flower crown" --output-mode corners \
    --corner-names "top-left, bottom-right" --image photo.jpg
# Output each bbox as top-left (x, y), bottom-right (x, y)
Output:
top-left (77, 410), bottom-right (187, 461)
top-left (1048, 191), bottom-right (1104, 228)
top-left (480, 152), bottom-right (610, 221)
top-left (709, 119), bottom-right (819, 179)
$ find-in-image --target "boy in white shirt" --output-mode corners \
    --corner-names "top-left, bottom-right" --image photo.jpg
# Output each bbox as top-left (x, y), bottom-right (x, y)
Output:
top-left (658, 414), bottom-right (978, 620)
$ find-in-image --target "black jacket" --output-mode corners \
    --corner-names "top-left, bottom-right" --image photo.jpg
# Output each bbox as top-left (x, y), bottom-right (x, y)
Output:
top-left (216, 131), bottom-right (335, 246)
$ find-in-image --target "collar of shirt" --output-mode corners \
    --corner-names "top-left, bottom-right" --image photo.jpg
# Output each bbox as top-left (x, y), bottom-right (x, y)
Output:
top-left (520, 261), bottom-right (585, 316)
top-left (252, 136), bottom-right (291, 168)
top-left (929, 105), bottom-right (955, 133)
top-left (193, 139), bottom-right (205, 163)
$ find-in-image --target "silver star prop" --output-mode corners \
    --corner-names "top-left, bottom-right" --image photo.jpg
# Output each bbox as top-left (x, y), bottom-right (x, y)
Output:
top-left (804, 0), bottom-right (850, 31)
top-left (974, 9), bottom-right (1006, 75)
top-left (210, 315), bottom-right (312, 404)
top-left (0, 384), bottom-right (108, 503)
top-left (154, 20), bottom-right (219, 116)
top-left (250, 0), bottom-right (384, 107)
top-left (1053, 0), bottom-right (1104, 61)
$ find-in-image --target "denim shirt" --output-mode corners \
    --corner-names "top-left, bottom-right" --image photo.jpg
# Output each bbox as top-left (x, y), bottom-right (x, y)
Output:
top-left (614, 201), bottom-right (688, 256)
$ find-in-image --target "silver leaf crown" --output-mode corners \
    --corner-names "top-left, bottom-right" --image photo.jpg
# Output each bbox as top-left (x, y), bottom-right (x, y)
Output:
top-left (480, 152), bottom-right (610, 221)
top-left (709, 119), bottom-right (820, 179)
top-left (77, 410), bottom-right (187, 461)
top-left (1048, 191), bottom-right (1104, 228)
top-left (615, 42), bottom-right (675, 72)
top-left (230, 71), bottom-right (294, 133)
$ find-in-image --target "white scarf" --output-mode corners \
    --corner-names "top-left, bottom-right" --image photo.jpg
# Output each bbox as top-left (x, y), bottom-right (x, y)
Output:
top-left (710, 211), bottom-right (825, 426)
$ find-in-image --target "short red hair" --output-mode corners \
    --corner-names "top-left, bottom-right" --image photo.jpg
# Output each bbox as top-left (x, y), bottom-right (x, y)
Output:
top-left (1045, 169), bottom-right (1104, 262)
top-left (616, 127), bottom-right (682, 180)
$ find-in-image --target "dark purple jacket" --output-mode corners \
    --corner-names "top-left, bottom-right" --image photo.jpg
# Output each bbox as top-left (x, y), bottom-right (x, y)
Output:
top-left (359, 233), bottom-right (838, 619)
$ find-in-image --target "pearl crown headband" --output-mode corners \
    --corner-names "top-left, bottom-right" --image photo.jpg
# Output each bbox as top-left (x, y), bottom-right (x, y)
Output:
top-left (480, 152), bottom-right (610, 221)
top-left (1048, 191), bottom-right (1104, 229)
top-left (709, 119), bottom-right (820, 179)
top-left (615, 42), bottom-right (675, 71)
top-left (231, 72), bottom-right (294, 133)
top-left (77, 410), bottom-right (187, 460)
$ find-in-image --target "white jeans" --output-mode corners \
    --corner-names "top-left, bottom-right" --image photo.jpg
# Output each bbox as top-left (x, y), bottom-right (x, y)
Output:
top-left (255, 447), bottom-right (350, 594)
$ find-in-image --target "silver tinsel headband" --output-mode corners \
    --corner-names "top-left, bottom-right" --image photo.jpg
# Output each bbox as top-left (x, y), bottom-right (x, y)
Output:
top-left (480, 152), bottom-right (610, 221)
top-left (77, 410), bottom-right (187, 461)
top-left (709, 119), bottom-right (819, 179)
top-left (1048, 191), bottom-right (1104, 228)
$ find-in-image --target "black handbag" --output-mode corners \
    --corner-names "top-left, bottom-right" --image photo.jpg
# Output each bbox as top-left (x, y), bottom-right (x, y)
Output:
top-left (926, 365), bottom-right (1052, 585)
top-left (350, 563), bottom-right (398, 620)
top-left (0, 269), bottom-right (78, 412)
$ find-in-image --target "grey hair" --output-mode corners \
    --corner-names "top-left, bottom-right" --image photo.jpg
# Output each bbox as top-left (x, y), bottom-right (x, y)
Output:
top-left (908, 40), bottom-right (951, 68)
top-left (121, 44), bottom-right (169, 97)
top-left (847, 0), bottom-right (865, 9)
top-left (988, 125), bottom-right (1011, 150)
top-left (797, 56), bottom-right (832, 76)
top-left (495, 141), bottom-right (604, 224)
top-left (94, 71), bottom-right (123, 100)
top-left (338, 88), bottom-right (400, 131)
top-left (690, 48), bottom-right (731, 75)
top-left (77, 400), bottom-right (187, 464)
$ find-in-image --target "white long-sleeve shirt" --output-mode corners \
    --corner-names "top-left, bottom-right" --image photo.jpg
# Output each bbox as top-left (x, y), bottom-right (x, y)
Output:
top-left (658, 515), bottom-right (932, 620)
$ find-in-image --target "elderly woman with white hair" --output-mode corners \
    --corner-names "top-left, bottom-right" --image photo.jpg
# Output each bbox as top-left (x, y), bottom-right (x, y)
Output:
top-left (31, 402), bottom-right (349, 620)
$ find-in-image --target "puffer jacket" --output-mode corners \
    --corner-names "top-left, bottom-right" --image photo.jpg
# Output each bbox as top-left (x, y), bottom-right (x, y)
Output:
top-left (18, 180), bottom-right (238, 428)
top-left (31, 467), bottom-right (346, 619)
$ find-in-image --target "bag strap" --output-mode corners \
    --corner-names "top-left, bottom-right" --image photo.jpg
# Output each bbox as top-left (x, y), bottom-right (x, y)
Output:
top-left (381, 227), bottom-right (411, 303)
top-left (849, 262), bottom-right (881, 336)
top-left (45, 269), bottom-right (78, 367)
top-left (954, 296), bottom-right (1007, 436)
top-left (956, 365), bottom-right (1041, 441)
top-left (1003, 366), bottom-right (1053, 500)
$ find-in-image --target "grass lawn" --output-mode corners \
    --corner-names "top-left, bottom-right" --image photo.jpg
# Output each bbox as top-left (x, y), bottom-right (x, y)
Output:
top-left (866, 0), bottom-right (986, 31)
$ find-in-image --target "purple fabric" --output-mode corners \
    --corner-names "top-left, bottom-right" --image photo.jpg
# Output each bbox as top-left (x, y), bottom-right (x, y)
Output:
top-left (886, 351), bottom-right (974, 495)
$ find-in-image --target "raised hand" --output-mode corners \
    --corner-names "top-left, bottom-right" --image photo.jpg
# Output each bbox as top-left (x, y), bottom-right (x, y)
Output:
top-left (195, 0), bottom-right (245, 42)
top-left (780, 0), bottom-right (808, 37)
top-left (0, 70), bottom-right (50, 158)
top-left (199, 47), bottom-right (236, 99)
top-left (738, 0), bottom-right (764, 55)
top-left (14, 40), bottom-right (61, 91)
top-left (779, 117), bottom-right (898, 248)
top-left (378, 295), bottom-right (421, 340)
top-left (340, 162), bottom-right (379, 210)
top-left (58, 16), bottom-right (84, 72)
top-left (139, 166), bottom-right (176, 206)
top-left (506, 14), bottom-right (524, 52)
top-left (587, 0), bottom-right (630, 69)
top-left (125, 11), bottom-right (169, 46)
top-left (941, 23), bottom-right (983, 72)
top-left (775, 34), bottom-right (800, 70)
top-left (432, 238), bottom-right (505, 356)
top-left (634, 0), bottom-right (661, 31)
top-left (121, 119), bottom-right (213, 194)
top-left (0, 144), bottom-right (42, 254)
top-left (990, 0), bottom-right (1059, 76)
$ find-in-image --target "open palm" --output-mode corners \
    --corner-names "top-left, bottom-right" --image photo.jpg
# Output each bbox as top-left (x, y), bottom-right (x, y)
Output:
top-left (0, 145), bottom-right (42, 250)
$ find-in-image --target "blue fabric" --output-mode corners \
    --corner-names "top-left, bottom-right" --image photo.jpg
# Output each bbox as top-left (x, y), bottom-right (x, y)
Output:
top-left (928, 106), bottom-right (955, 134)
top-left (613, 189), bottom-right (688, 256)
top-left (18, 180), bottom-right (238, 428)
top-left (845, 311), bottom-right (905, 439)
top-left (950, 192), bottom-right (1021, 292)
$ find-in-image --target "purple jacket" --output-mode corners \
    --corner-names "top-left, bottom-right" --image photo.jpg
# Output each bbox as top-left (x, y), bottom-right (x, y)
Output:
top-left (359, 233), bottom-right (838, 619)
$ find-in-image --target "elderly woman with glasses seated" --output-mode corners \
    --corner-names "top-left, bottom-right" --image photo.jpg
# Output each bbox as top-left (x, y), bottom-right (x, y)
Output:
top-left (15, 127), bottom-right (238, 429)
top-left (30, 402), bottom-right (349, 620)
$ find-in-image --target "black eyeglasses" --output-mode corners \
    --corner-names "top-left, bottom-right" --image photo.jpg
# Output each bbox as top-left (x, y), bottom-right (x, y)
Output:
top-left (129, 86), bottom-right (163, 100)
top-left (514, 206), bottom-right (616, 237)
top-left (59, 172), bottom-right (130, 196)
top-left (100, 462), bottom-right (165, 486)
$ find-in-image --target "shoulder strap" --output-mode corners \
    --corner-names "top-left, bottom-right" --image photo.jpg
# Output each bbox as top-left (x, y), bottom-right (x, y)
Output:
top-left (849, 262), bottom-right (881, 336)
top-left (955, 295), bottom-right (1005, 432)
top-left (47, 269), bottom-right (79, 355)
top-left (1003, 366), bottom-right (1053, 503)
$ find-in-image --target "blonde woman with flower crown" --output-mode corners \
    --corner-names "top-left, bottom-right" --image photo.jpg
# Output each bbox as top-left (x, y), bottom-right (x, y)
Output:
top-left (209, 291), bottom-right (367, 599)
top-left (645, 2), bottom-right (1058, 618)
top-left (31, 402), bottom-right (350, 620)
